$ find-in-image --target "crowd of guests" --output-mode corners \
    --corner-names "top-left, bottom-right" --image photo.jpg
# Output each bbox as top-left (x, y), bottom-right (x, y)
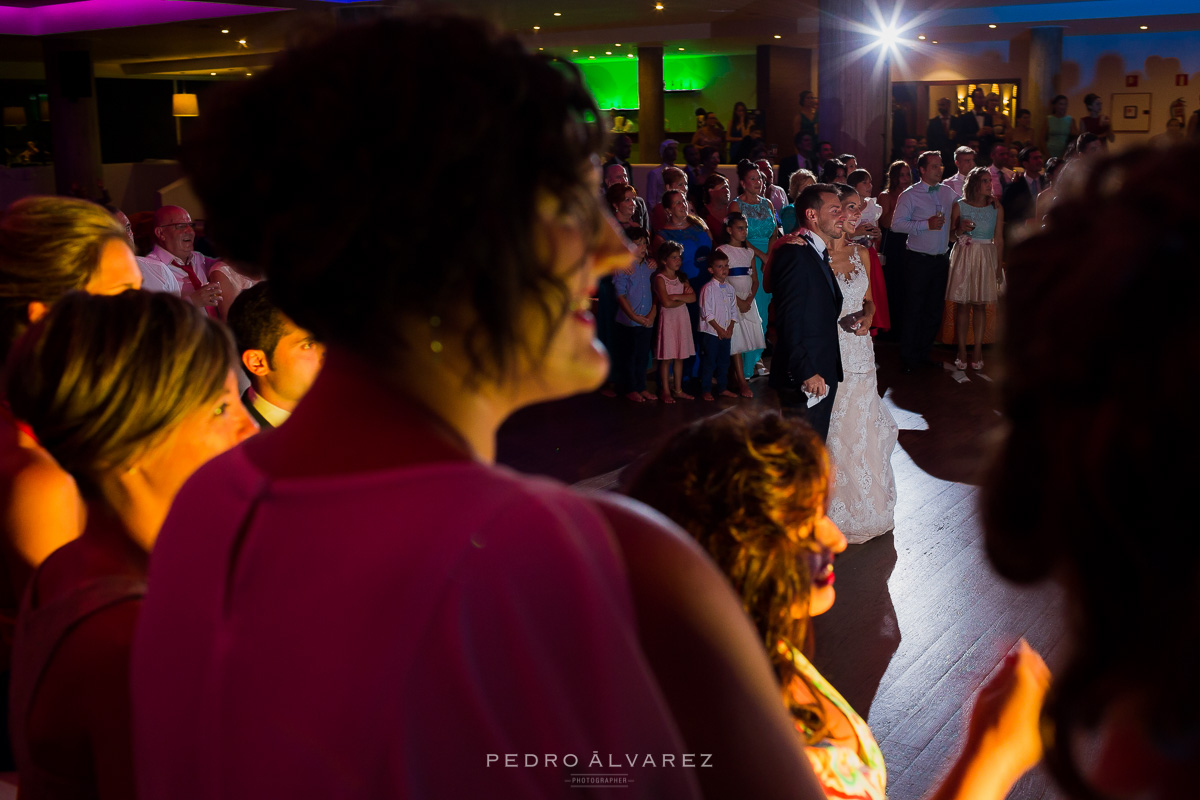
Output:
top-left (0, 11), bottom-right (1194, 800)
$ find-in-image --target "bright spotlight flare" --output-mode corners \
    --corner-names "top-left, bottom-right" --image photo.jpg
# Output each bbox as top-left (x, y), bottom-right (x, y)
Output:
top-left (876, 26), bottom-right (899, 49)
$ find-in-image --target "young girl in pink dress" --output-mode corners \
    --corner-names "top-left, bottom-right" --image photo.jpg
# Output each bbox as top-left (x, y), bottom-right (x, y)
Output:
top-left (652, 240), bottom-right (696, 403)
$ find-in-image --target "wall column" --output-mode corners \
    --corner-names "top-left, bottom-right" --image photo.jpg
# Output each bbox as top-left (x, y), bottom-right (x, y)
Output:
top-left (817, 0), bottom-right (888, 175)
top-left (42, 38), bottom-right (103, 199)
top-left (1028, 27), bottom-right (1064, 145)
top-left (637, 46), bottom-right (664, 165)
top-left (756, 45), bottom-right (813, 160)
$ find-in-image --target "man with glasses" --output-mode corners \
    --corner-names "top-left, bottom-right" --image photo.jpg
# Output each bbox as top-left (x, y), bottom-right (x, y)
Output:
top-left (137, 205), bottom-right (223, 314)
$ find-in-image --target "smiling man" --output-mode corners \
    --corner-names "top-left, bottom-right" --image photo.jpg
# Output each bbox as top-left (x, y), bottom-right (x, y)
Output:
top-left (137, 205), bottom-right (223, 314)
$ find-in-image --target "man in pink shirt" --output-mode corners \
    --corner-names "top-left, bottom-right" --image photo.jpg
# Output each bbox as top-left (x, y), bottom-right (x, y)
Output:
top-left (136, 205), bottom-right (222, 314)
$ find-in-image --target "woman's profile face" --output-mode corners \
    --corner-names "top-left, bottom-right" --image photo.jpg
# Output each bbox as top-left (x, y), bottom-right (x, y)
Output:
top-left (899, 165), bottom-right (912, 188)
top-left (133, 370), bottom-right (257, 517)
top-left (516, 182), bottom-right (633, 405)
top-left (840, 192), bottom-right (862, 230)
top-left (854, 179), bottom-right (873, 197)
top-left (789, 514), bottom-right (846, 619)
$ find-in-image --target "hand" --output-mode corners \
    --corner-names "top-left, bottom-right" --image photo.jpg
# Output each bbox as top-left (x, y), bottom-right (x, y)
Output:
top-left (965, 640), bottom-right (1051, 784)
top-left (775, 232), bottom-right (807, 249)
top-left (642, 315), bottom-right (655, 328)
top-left (959, 217), bottom-right (976, 233)
top-left (928, 214), bottom-right (945, 231)
top-left (195, 281), bottom-right (222, 307)
top-left (854, 313), bottom-right (873, 336)
top-left (801, 375), bottom-right (827, 397)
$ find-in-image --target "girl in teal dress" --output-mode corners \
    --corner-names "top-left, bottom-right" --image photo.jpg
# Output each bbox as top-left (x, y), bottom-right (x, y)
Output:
top-left (729, 160), bottom-right (780, 379)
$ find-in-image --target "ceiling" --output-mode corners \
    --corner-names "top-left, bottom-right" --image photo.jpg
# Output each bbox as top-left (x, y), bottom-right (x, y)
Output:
top-left (0, 0), bottom-right (1195, 80)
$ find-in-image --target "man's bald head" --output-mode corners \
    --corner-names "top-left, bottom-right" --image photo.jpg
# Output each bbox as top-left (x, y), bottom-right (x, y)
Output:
top-left (153, 205), bottom-right (195, 260)
top-left (603, 163), bottom-right (629, 188)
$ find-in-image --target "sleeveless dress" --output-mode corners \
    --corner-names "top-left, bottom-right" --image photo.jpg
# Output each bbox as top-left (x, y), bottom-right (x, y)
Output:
top-left (785, 643), bottom-right (887, 800)
top-left (1046, 114), bottom-right (1074, 159)
top-left (826, 246), bottom-right (898, 544)
top-left (734, 195), bottom-right (778, 377)
top-left (655, 273), bottom-right (696, 360)
top-left (11, 572), bottom-right (146, 799)
top-left (719, 245), bottom-right (766, 355)
top-left (946, 199), bottom-right (999, 304)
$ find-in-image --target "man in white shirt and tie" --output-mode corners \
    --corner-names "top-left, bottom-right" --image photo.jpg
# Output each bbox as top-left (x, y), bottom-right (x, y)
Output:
top-left (890, 151), bottom-right (959, 373)
top-left (137, 205), bottom-right (222, 315)
top-left (942, 146), bottom-right (976, 198)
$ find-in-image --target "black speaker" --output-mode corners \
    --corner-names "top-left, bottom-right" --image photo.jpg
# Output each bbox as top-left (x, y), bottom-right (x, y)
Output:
top-left (58, 50), bottom-right (92, 99)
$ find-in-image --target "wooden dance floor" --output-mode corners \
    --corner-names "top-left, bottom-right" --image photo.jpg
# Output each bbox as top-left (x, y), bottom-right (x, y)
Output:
top-left (498, 340), bottom-right (1067, 800)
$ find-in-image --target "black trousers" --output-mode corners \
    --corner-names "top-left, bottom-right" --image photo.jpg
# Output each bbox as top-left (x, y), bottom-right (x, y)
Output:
top-left (778, 382), bottom-right (839, 441)
top-left (611, 322), bottom-right (653, 393)
top-left (900, 250), bottom-right (950, 367)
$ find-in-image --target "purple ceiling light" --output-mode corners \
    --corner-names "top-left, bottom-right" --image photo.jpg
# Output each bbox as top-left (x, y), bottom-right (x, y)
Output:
top-left (0, 0), bottom-right (286, 37)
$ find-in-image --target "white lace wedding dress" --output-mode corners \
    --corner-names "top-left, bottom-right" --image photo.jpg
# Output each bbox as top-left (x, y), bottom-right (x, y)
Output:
top-left (827, 245), bottom-right (898, 544)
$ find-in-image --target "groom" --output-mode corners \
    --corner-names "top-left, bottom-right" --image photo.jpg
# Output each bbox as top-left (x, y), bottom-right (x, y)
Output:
top-left (769, 183), bottom-right (845, 440)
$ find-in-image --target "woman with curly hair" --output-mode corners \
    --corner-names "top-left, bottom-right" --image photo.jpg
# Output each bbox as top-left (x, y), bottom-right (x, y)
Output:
top-left (627, 409), bottom-right (1050, 800)
top-left (130, 14), bottom-right (825, 799)
top-left (985, 142), bottom-right (1200, 799)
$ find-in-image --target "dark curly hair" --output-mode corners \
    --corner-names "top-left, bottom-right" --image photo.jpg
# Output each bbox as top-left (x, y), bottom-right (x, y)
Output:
top-left (181, 14), bottom-right (606, 386)
top-left (984, 141), bottom-right (1200, 797)
top-left (623, 409), bottom-right (832, 743)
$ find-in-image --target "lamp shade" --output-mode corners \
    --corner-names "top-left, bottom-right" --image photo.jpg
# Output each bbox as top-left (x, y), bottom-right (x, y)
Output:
top-left (172, 93), bottom-right (199, 117)
top-left (2, 107), bottom-right (27, 126)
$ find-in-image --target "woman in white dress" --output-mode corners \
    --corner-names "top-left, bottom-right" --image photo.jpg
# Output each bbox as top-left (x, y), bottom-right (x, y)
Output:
top-left (825, 185), bottom-right (898, 544)
top-left (717, 212), bottom-right (766, 397)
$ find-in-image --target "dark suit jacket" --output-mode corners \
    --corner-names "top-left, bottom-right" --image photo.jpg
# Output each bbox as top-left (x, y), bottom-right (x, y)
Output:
top-left (954, 110), bottom-right (993, 148)
top-left (926, 115), bottom-right (956, 158)
top-left (778, 153), bottom-right (815, 194)
top-left (768, 240), bottom-right (843, 392)
top-left (241, 388), bottom-right (274, 431)
top-left (1000, 174), bottom-right (1044, 226)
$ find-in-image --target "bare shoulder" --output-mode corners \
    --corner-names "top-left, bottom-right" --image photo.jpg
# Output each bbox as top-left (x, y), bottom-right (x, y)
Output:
top-left (4, 452), bottom-right (82, 565)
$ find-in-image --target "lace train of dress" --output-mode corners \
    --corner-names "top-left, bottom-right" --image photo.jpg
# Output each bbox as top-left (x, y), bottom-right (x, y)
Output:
top-left (827, 246), bottom-right (898, 544)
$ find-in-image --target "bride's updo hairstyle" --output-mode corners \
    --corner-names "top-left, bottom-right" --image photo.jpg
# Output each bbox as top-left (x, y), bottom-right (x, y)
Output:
top-left (984, 141), bottom-right (1200, 796)
top-left (623, 410), bottom-right (832, 743)
top-left (181, 14), bottom-right (606, 386)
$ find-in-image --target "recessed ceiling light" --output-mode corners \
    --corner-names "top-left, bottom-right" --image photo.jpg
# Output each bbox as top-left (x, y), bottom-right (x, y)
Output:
top-left (615, 43), bottom-right (621, 46)
top-left (220, 29), bottom-right (229, 34)
top-left (627, 54), bottom-right (634, 58)
top-left (533, 26), bottom-right (540, 30)
top-left (210, 72), bottom-right (216, 75)
top-left (572, 48), bottom-right (578, 52)
top-left (237, 39), bottom-right (246, 46)
top-left (774, 34), bottom-right (781, 39)
top-left (678, 47), bottom-right (685, 50)
top-left (606, 51), bottom-right (612, 55)
top-left (246, 72), bottom-right (252, 76)
top-left (988, 24), bottom-right (997, 28)
top-left (918, 34), bottom-right (926, 40)
top-left (1139, 25), bottom-right (1148, 29)
top-left (539, 47), bottom-right (544, 50)
top-left (589, 55), bottom-right (595, 59)
top-left (931, 40), bottom-right (938, 43)
top-left (655, 2), bottom-right (664, 9)
top-left (553, 11), bottom-right (561, 16)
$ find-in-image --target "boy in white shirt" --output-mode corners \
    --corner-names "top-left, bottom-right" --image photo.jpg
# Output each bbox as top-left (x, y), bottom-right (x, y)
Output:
top-left (697, 251), bottom-right (739, 400)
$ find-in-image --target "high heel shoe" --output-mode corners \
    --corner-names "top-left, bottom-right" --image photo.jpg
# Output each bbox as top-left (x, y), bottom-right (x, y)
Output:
top-left (970, 360), bottom-right (984, 370)
top-left (953, 358), bottom-right (968, 371)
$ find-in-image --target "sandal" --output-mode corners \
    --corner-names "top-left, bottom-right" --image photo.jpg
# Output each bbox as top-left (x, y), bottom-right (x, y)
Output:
top-left (970, 360), bottom-right (984, 370)
top-left (953, 358), bottom-right (968, 371)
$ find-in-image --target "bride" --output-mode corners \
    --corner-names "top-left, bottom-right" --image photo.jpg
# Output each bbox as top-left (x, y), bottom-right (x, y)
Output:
top-left (825, 183), bottom-right (898, 543)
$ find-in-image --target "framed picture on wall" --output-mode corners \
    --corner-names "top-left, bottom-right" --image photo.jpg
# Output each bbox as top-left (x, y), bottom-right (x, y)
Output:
top-left (1111, 92), bottom-right (1151, 132)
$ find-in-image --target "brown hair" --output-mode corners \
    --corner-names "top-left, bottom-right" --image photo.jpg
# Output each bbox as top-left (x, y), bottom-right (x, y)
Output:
top-left (5, 291), bottom-right (233, 499)
top-left (624, 409), bottom-right (831, 742)
top-left (0, 196), bottom-right (129, 362)
top-left (984, 141), bottom-right (1200, 797)
top-left (963, 166), bottom-right (991, 203)
top-left (181, 14), bottom-right (606, 388)
top-left (883, 160), bottom-right (910, 193)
